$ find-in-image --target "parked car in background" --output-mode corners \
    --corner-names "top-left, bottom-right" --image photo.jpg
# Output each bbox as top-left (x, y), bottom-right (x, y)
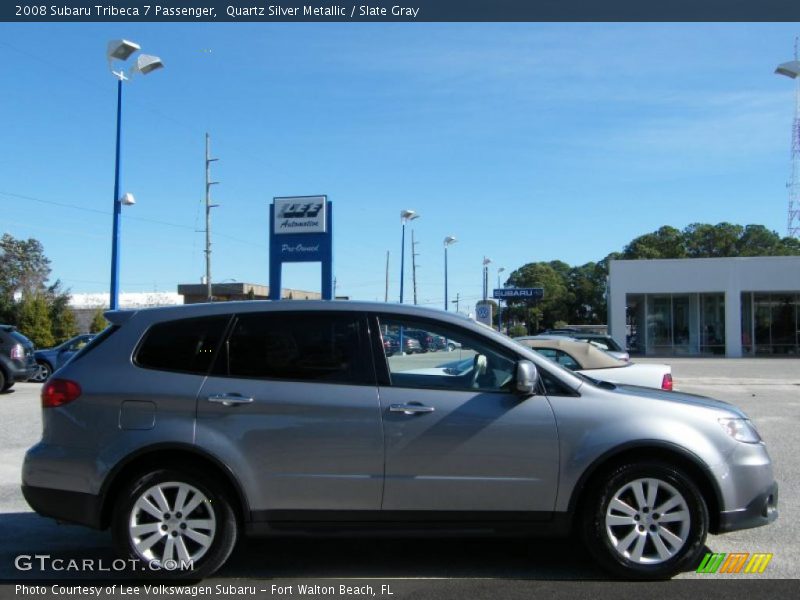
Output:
top-left (515, 337), bottom-right (672, 390)
top-left (29, 334), bottom-right (95, 383)
top-left (383, 332), bottom-right (423, 354)
top-left (22, 302), bottom-right (776, 579)
top-left (0, 325), bottom-right (37, 392)
top-left (541, 330), bottom-right (630, 361)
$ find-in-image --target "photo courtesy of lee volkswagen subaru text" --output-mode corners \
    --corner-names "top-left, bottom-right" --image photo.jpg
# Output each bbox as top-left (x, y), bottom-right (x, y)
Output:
top-left (22, 301), bottom-right (778, 579)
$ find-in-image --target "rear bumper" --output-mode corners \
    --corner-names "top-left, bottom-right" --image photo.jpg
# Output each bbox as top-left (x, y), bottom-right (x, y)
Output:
top-left (717, 481), bottom-right (778, 533)
top-left (7, 362), bottom-right (37, 382)
top-left (22, 484), bottom-right (103, 529)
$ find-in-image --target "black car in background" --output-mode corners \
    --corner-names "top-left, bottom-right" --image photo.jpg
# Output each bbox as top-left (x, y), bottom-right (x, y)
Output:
top-left (0, 325), bottom-right (37, 392)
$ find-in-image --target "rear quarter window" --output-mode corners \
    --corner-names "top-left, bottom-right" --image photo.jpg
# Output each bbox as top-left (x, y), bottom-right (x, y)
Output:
top-left (135, 316), bottom-right (230, 375)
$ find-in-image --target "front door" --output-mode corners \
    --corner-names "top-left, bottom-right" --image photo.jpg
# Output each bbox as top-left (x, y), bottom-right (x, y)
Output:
top-left (374, 315), bottom-right (559, 513)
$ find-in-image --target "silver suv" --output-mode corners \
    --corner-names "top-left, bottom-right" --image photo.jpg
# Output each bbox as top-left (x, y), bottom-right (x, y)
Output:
top-left (22, 302), bottom-right (777, 579)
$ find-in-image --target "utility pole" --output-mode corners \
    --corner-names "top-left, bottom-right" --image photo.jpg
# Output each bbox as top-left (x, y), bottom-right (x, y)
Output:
top-left (451, 292), bottom-right (460, 313)
top-left (411, 229), bottom-right (420, 305)
top-left (205, 133), bottom-right (219, 302)
top-left (384, 251), bottom-right (390, 302)
top-left (333, 277), bottom-right (338, 298)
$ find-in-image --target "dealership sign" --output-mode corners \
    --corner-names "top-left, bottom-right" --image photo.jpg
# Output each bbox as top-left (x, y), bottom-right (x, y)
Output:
top-left (493, 287), bottom-right (544, 300)
top-left (274, 196), bottom-right (327, 234)
top-left (269, 195), bottom-right (333, 300)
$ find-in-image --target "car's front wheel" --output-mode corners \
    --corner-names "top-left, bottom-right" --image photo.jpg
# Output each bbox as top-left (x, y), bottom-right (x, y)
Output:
top-left (112, 469), bottom-right (238, 578)
top-left (581, 461), bottom-right (708, 579)
top-left (29, 361), bottom-right (51, 383)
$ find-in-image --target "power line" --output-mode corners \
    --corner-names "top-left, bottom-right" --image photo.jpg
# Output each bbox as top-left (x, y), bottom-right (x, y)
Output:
top-left (0, 189), bottom-right (262, 248)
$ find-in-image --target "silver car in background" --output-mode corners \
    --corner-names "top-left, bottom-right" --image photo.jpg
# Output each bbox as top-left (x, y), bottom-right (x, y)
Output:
top-left (22, 302), bottom-right (777, 579)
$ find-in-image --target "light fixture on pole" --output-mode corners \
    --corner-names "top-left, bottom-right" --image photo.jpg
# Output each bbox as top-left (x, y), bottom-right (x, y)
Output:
top-left (443, 236), bottom-right (457, 311)
top-left (399, 210), bottom-right (419, 303)
top-left (107, 39), bottom-right (164, 311)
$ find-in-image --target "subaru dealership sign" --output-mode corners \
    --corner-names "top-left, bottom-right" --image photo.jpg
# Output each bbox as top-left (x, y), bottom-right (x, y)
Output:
top-left (493, 288), bottom-right (544, 300)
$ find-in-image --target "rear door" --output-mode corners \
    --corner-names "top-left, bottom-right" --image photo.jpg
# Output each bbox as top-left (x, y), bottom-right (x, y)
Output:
top-left (196, 310), bottom-right (383, 513)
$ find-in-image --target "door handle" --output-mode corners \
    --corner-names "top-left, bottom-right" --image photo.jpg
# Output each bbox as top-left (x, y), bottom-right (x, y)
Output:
top-left (390, 403), bottom-right (435, 415)
top-left (207, 393), bottom-right (254, 407)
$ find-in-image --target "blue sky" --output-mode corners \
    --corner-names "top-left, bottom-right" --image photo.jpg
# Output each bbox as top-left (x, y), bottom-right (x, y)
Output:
top-left (1, 23), bottom-right (798, 309)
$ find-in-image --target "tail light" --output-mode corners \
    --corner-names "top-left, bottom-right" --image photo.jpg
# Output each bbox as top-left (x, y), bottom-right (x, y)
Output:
top-left (661, 373), bottom-right (673, 391)
top-left (10, 344), bottom-right (24, 360)
top-left (42, 379), bottom-right (82, 408)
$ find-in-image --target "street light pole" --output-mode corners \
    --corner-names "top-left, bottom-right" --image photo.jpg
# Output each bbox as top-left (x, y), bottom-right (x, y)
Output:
top-left (482, 257), bottom-right (492, 301)
top-left (497, 267), bottom-right (505, 332)
top-left (109, 76), bottom-right (124, 310)
top-left (106, 40), bottom-right (163, 311)
top-left (443, 236), bottom-right (457, 311)
top-left (399, 210), bottom-right (419, 303)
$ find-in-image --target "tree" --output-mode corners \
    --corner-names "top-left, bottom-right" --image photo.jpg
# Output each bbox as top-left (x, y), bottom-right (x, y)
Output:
top-left (567, 261), bottom-right (607, 324)
top-left (622, 226), bottom-right (686, 259)
top-left (506, 262), bottom-right (571, 332)
top-left (18, 294), bottom-right (55, 348)
top-left (90, 308), bottom-right (108, 333)
top-left (0, 234), bottom-right (51, 302)
top-left (47, 280), bottom-right (77, 343)
top-left (684, 222), bottom-right (743, 257)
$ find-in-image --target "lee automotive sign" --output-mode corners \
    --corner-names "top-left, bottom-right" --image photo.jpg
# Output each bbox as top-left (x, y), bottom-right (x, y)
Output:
top-left (493, 288), bottom-right (544, 300)
top-left (274, 196), bottom-right (327, 234)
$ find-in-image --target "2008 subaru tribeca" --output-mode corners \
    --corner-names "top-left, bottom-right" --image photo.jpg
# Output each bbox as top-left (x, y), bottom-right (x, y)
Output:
top-left (22, 302), bottom-right (777, 579)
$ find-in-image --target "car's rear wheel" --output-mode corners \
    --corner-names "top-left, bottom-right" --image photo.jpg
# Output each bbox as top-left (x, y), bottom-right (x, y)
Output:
top-left (112, 469), bottom-right (238, 578)
top-left (30, 361), bottom-right (51, 383)
top-left (581, 461), bottom-right (708, 579)
top-left (0, 369), bottom-right (8, 392)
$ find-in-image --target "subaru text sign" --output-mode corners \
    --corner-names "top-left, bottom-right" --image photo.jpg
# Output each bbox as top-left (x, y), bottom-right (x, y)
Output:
top-left (274, 196), bottom-right (326, 234)
top-left (493, 288), bottom-right (544, 300)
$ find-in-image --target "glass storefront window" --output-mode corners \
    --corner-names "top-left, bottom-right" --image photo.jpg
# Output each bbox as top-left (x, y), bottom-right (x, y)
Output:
top-left (648, 295), bottom-right (672, 354)
top-left (628, 293), bottom-right (724, 356)
top-left (699, 294), bottom-right (725, 355)
top-left (750, 292), bottom-right (800, 355)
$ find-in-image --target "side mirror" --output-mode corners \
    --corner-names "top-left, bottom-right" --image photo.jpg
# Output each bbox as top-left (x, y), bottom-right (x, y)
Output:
top-left (516, 360), bottom-right (538, 396)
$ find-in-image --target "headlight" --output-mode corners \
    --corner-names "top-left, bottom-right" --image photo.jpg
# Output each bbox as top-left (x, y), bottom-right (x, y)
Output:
top-left (718, 418), bottom-right (762, 443)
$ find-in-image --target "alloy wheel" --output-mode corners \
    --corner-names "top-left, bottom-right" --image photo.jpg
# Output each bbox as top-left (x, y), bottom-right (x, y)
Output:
top-left (128, 481), bottom-right (216, 566)
top-left (604, 477), bottom-right (691, 565)
top-left (31, 363), bottom-right (50, 383)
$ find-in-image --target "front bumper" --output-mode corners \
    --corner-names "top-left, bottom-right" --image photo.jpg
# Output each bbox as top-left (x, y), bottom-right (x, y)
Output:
top-left (22, 484), bottom-right (103, 529)
top-left (718, 481), bottom-right (778, 533)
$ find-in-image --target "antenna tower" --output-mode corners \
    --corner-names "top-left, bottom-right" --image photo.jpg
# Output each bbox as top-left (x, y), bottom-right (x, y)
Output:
top-left (788, 38), bottom-right (800, 237)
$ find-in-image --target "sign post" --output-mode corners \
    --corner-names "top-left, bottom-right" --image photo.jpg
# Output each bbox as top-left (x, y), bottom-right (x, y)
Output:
top-left (269, 195), bottom-right (333, 300)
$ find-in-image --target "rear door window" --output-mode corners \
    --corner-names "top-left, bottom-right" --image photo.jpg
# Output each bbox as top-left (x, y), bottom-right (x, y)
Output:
top-left (214, 311), bottom-right (373, 385)
top-left (135, 316), bottom-right (230, 374)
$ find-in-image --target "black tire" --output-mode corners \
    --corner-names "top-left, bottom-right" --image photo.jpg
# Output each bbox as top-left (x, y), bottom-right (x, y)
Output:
top-left (30, 361), bottom-right (51, 383)
top-left (112, 468), bottom-right (238, 579)
top-left (581, 460), bottom-right (708, 580)
top-left (0, 369), bottom-right (8, 392)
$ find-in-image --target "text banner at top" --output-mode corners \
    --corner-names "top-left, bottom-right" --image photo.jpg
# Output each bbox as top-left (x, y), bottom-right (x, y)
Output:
top-left (5, 0), bottom-right (800, 22)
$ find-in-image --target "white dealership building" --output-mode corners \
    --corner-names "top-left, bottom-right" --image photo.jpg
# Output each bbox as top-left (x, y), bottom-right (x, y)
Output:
top-left (607, 256), bottom-right (800, 357)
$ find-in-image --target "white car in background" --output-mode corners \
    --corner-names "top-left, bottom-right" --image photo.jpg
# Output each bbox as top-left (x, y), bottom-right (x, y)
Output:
top-left (514, 337), bottom-right (673, 391)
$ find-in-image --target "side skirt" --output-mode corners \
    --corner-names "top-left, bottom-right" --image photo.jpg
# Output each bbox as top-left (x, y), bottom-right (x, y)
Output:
top-left (245, 510), bottom-right (572, 538)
